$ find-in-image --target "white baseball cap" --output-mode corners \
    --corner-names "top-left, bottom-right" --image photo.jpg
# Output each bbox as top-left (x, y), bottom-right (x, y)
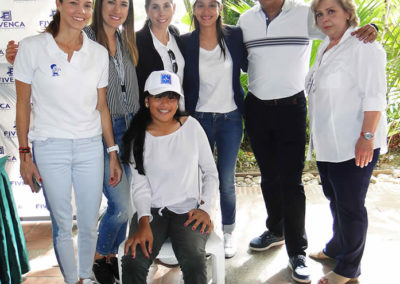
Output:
top-left (193, 0), bottom-right (222, 4)
top-left (144, 70), bottom-right (183, 98)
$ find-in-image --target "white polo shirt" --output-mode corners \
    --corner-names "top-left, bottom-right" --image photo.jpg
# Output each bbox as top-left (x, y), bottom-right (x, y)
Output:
top-left (306, 27), bottom-right (388, 162)
top-left (14, 32), bottom-right (109, 141)
top-left (238, 0), bottom-right (322, 100)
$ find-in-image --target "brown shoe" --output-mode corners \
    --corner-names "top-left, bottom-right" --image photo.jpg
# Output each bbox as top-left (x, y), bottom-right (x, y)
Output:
top-left (309, 250), bottom-right (332, 260)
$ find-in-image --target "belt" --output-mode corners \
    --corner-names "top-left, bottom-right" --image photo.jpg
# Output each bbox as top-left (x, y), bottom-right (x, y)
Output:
top-left (256, 91), bottom-right (305, 106)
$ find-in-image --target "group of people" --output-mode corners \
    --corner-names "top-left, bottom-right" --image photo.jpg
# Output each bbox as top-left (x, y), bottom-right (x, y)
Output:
top-left (6, 0), bottom-right (387, 283)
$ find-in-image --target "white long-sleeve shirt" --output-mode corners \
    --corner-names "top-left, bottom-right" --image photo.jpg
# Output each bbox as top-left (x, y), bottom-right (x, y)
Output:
top-left (130, 116), bottom-right (218, 222)
top-left (306, 27), bottom-right (388, 162)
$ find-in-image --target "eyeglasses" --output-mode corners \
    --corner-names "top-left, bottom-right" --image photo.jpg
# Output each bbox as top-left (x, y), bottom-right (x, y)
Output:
top-left (168, 49), bottom-right (178, 74)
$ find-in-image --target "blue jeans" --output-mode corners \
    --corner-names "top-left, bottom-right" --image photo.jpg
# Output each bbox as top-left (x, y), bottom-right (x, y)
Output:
top-left (193, 109), bottom-right (243, 233)
top-left (96, 115), bottom-right (133, 255)
top-left (33, 136), bottom-right (104, 284)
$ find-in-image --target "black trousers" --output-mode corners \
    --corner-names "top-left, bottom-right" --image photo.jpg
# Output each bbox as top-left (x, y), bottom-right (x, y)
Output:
top-left (317, 149), bottom-right (379, 278)
top-left (245, 92), bottom-right (308, 257)
top-left (121, 208), bottom-right (208, 284)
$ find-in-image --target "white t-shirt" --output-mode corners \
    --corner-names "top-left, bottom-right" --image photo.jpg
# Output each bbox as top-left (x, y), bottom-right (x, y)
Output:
top-left (14, 32), bottom-right (109, 141)
top-left (130, 116), bottom-right (218, 222)
top-left (306, 27), bottom-right (388, 162)
top-left (150, 28), bottom-right (185, 86)
top-left (196, 45), bottom-right (237, 113)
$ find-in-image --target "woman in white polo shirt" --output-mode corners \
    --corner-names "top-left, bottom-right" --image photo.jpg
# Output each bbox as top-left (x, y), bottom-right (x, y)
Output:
top-left (13, 1), bottom-right (122, 284)
top-left (306, 0), bottom-right (387, 283)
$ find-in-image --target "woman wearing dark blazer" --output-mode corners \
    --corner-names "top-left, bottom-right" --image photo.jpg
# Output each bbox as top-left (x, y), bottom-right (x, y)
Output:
top-left (181, 0), bottom-right (247, 258)
top-left (135, 0), bottom-right (185, 107)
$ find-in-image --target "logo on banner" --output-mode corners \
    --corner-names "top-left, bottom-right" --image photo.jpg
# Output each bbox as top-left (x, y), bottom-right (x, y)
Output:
top-left (0, 66), bottom-right (14, 84)
top-left (0, 146), bottom-right (4, 154)
top-left (39, 9), bottom-right (57, 27)
top-left (7, 155), bottom-right (17, 163)
top-left (0, 11), bottom-right (26, 29)
top-left (3, 122), bottom-right (17, 138)
top-left (0, 103), bottom-right (11, 110)
top-left (0, 49), bottom-right (4, 58)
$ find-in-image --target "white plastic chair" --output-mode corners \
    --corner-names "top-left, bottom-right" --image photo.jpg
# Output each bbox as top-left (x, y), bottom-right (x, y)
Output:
top-left (117, 221), bottom-right (225, 284)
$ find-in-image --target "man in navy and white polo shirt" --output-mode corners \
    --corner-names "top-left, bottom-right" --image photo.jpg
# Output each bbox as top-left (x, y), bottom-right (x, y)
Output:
top-left (238, 0), bottom-right (378, 282)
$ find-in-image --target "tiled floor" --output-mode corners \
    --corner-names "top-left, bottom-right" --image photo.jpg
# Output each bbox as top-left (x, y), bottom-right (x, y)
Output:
top-left (21, 179), bottom-right (400, 283)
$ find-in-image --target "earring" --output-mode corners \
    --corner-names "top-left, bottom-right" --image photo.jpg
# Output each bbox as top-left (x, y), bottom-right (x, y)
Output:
top-left (145, 102), bottom-right (149, 108)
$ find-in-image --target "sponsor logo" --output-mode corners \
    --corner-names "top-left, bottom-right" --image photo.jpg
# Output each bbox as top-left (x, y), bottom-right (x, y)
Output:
top-left (0, 11), bottom-right (26, 29)
top-left (39, 10), bottom-right (56, 27)
top-left (3, 122), bottom-right (17, 138)
top-left (51, 64), bottom-right (60, 76)
top-left (0, 103), bottom-right (11, 110)
top-left (7, 155), bottom-right (17, 163)
top-left (0, 146), bottom-right (4, 154)
top-left (0, 66), bottom-right (14, 84)
top-left (0, 49), bottom-right (4, 57)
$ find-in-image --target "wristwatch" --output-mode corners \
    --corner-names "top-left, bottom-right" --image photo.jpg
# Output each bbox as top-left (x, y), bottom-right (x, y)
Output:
top-left (106, 145), bottom-right (120, 154)
top-left (361, 132), bottom-right (374, 140)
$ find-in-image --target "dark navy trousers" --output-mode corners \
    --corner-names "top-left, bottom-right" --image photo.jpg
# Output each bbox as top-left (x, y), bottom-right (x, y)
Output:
top-left (317, 148), bottom-right (380, 278)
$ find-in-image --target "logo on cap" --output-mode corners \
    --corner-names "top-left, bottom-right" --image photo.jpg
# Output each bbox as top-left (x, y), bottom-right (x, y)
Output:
top-left (161, 73), bottom-right (172, 85)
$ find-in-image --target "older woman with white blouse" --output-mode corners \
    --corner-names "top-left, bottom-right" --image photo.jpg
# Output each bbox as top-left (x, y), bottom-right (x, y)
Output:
top-left (305, 0), bottom-right (387, 283)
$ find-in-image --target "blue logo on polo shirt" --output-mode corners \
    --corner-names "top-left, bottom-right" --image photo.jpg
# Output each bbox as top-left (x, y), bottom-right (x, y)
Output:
top-left (0, 103), bottom-right (11, 110)
top-left (50, 64), bottom-right (60, 76)
top-left (0, 11), bottom-right (26, 29)
top-left (161, 74), bottom-right (171, 85)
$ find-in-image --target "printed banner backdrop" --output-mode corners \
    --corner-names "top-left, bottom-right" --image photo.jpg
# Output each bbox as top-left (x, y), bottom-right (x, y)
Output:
top-left (0, 0), bottom-right (56, 218)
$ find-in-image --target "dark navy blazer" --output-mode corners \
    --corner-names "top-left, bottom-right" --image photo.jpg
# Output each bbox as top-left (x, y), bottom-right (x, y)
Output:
top-left (181, 25), bottom-right (248, 115)
top-left (136, 24), bottom-right (184, 107)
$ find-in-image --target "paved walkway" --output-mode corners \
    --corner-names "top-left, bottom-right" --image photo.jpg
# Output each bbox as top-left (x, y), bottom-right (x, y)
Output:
top-left (21, 178), bottom-right (400, 283)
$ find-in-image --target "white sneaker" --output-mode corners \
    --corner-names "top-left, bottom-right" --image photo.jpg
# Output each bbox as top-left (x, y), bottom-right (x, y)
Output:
top-left (81, 279), bottom-right (95, 284)
top-left (224, 233), bottom-right (236, 258)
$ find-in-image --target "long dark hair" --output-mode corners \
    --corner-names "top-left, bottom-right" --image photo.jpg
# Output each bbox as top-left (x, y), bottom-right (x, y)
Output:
top-left (91, 0), bottom-right (139, 65)
top-left (45, 1), bottom-right (62, 37)
top-left (121, 91), bottom-right (184, 175)
top-left (192, 1), bottom-right (226, 58)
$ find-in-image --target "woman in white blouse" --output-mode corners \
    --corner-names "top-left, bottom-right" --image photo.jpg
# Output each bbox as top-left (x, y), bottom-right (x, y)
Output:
top-left (120, 71), bottom-right (218, 284)
top-left (306, 0), bottom-right (387, 283)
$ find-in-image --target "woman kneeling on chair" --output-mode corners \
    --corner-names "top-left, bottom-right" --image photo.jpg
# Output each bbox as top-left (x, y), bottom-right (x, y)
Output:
top-left (121, 70), bottom-right (218, 284)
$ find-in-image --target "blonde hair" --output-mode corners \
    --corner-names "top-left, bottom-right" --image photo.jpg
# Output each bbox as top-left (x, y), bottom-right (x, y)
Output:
top-left (311, 0), bottom-right (359, 27)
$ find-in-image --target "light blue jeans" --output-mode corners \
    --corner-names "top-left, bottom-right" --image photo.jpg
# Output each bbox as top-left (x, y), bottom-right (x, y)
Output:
top-left (33, 136), bottom-right (104, 284)
top-left (96, 115), bottom-right (132, 255)
top-left (193, 109), bottom-right (243, 233)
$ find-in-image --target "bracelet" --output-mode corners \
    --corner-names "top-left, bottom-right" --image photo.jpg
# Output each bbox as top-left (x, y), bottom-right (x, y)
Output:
top-left (19, 146), bottom-right (31, 154)
top-left (106, 145), bottom-right (119, 154)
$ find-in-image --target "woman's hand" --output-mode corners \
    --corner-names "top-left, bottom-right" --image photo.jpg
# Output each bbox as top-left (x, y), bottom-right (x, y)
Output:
top-left (184, 209), bottom-right (213, 235)
top-left (351, 24), bottom-right (378, 43)
top-left (6, 40), bottom-right (18, 65)
top-left (355, 137), bottom-right (374, 168)
top-left (20, 154), bottom-right (41, 193)
top-left (124, 217), bottom-right (153, 259)
top-left (108, 152), bottom-right (122, 187)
